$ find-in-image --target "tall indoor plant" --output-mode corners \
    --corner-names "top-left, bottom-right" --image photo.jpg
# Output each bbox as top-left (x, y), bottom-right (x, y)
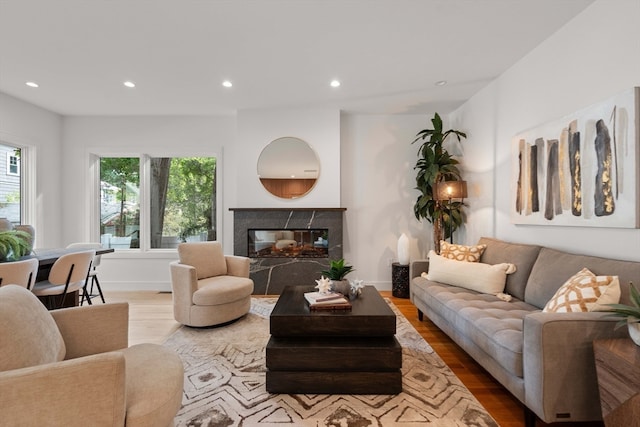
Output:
top-left (413, 113), bottom-right (467, 254)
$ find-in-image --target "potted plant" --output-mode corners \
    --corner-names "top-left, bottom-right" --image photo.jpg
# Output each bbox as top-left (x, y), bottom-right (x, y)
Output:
top-left (412, 112), bottom-right (467, 254)
top-left (0, 229), bottom-right (33, 262)
top-left (320, 259), bottom-right (355, 295)
top-left (606, 282), bottom-right (640, 346)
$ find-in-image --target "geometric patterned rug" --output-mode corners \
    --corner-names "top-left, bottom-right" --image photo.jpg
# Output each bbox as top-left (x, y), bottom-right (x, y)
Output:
top-left (163, 298), bottom-right (498, 427)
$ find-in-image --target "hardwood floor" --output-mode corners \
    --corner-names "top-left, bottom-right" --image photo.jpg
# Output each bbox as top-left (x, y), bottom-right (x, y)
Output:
top-left (103, 290), bottom-right (604, 427)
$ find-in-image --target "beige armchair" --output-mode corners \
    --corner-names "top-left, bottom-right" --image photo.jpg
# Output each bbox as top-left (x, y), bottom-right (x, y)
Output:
top-left (0, 285), bottom-right (184, 427)
top-left (170, 241), bottom-right (254, 327)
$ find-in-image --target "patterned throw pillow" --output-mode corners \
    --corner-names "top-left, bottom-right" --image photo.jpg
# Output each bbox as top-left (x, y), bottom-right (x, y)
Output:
top-left (542, 268), bottom-right (621, 313)
top-left (440, 241), bottom-right (487, 262)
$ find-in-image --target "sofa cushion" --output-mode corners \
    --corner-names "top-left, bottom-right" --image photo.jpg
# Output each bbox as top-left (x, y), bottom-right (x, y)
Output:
top-left (478, 237), bottom-right (542, 301)
top-left (440, 240), bottom-right (487, 262)
top-left (542, 268), bottom-right (620, 313)
top-left (0, 285), bottom-right (66, 371)
top-left (178, 241), bottom-right (227, 280)
top-left (427, 250), bottom-right (516, 295)
top-left (525, 248), bottom-right (640, 309)
top-left (412, 277), bottom-right (538, 378)
top-left (193, 276), bottom-right (254, 306)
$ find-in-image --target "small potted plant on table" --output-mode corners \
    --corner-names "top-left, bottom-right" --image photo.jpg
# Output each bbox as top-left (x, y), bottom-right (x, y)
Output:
top-left (606, 282), bottom-right (640, 346)
top-left (320, 259), bottom-right (355, 296)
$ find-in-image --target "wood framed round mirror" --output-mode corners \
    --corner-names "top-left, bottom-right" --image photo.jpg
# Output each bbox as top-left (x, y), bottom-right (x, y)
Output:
top-left (257, 137), bottom-right (320, 199)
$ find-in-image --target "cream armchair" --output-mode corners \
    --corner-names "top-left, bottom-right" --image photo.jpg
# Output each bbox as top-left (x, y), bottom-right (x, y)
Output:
top-left (170, 241), bottom-right (254, 327)
top-left (0, 285), bottom-right (184, 427)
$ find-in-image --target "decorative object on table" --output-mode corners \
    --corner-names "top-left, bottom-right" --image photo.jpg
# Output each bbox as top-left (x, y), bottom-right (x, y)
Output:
top-left (412, 112), bottom-right (467, 254)
top-left (314, 275), bottom-right (332, 294)
top-left (349, 279), bottom-right (365, 300)
top-left (0, 229), bottom-right (33, 262)
top-left (392, 262), bottom-right (410, 299)
top-left (434, 181), bottom-right (467, 244)
top-left (605, 281), bottom-right (640, 346)
top-left (512, 87), bottom-right (639, 228)
top-left (303, 291), bottom-right (352, 311)
top-left (397, 233), bottom-right (410, 265)
top-left (320, 258), bottom-right (355, 296)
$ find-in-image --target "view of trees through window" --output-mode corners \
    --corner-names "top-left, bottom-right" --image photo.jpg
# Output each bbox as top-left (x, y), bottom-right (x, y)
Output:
top-left (100, 156), bottom-right (216, 249)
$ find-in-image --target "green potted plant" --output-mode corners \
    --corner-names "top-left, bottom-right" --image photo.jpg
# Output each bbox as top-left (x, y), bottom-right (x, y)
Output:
top-left (412, 112), bottom-right (467, 254)
top-left (0, 229), bottom-right (33, 262)
top-left (606, 282), bottom-right (640, 346)
top-left (320, 259), bottom-right (355, 295)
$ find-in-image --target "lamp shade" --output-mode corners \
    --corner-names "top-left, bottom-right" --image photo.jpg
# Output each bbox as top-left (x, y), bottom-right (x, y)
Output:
top-left (435, 180), bottom-right (468, 200)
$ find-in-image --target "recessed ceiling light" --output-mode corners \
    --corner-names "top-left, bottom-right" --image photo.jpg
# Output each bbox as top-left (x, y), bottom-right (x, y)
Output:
top-left (222, 80), bottom-right (233, 88)
top-left (123, 81), bottom-right (136, 88)
top-left (25, 81), bottom-right (39, 88)
top-left (435, 80), bottom-right (447, 86)
top-left (330, 80), bottom-right (341, 88)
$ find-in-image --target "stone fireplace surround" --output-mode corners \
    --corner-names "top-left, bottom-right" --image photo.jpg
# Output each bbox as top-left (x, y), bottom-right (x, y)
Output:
top-left (231, 208), bottom-right (345, 295)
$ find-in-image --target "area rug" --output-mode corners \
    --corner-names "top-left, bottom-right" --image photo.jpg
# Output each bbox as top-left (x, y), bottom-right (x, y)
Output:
top-left (163, 298), bottom-right (498, 427)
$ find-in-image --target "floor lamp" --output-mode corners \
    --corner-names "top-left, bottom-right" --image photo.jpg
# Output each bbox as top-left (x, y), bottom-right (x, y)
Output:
top-left (435, 180), bottom-right (468, 243)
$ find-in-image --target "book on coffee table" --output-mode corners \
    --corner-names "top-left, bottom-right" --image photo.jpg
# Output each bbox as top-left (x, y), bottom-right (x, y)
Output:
top-left (304, 291), bottom-right (352, 311)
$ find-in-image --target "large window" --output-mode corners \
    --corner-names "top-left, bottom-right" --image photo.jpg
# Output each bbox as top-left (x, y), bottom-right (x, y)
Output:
top-left (0, 144), bottom-right (21, 224)
top-left (99, 155), bottom-right (216, 250)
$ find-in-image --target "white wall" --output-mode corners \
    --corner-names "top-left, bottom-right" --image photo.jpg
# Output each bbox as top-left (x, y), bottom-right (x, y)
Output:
top-left (0, 93), bottom-right (63, 248)
top-left (62, 115), bottom-right (236, 289)
top-left (341, 113), bottom-right (429, 289)
top-left (450, 0), bottom-right (640, 261)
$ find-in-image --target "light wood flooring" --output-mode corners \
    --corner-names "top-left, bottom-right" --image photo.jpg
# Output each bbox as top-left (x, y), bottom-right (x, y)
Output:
top-left (103, 290), bottom-right (604, 427)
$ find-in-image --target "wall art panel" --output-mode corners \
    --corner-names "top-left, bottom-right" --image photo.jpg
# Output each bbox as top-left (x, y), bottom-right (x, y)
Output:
top-left (512, 87), bottom-right (639, 228)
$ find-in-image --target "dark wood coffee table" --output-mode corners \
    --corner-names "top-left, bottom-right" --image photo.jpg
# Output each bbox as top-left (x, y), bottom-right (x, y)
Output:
top-left (266, 285), bottom-right (402, 394)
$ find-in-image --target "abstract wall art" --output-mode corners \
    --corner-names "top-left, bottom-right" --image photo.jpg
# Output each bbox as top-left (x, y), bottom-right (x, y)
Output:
top-left (512, 87), bottom-right (639, 228)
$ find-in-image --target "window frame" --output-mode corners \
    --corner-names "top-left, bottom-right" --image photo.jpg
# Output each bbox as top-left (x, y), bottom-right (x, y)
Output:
top-left (89, 150), bottom-right (220, 253)
top-left (6, 153), bottom-right (20, 176)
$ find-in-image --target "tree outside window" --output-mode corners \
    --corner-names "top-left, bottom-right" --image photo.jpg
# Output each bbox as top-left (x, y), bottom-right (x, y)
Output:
top-left (100, 156), bottom-right (216, 250)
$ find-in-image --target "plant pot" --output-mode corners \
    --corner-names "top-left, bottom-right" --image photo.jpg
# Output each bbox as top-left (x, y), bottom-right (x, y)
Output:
top-left (628, 319), bottom-right (640, 346)
top-left (331, 280), bottom-right (351, 296)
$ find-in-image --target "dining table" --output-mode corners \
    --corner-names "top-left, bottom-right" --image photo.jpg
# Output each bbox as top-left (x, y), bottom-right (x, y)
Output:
top-left (25, 247), bottom-right (115, 307)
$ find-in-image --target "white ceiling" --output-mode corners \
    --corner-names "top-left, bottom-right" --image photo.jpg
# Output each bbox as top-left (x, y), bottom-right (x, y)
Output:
top-left (0, 0), bottom-right (595, 116)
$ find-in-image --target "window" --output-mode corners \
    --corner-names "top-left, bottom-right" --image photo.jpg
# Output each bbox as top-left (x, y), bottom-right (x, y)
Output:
top-left (99, 155), bottom-right (217, 250)
top-left (7, 153), bottom-right (19, 176)
top-left (0, 144), bottom-right (21, 224)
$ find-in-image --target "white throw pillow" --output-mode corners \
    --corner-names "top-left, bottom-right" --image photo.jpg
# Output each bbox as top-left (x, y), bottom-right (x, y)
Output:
top-left (427, 250), bottom-right (516, 295)
top-left (542, 268), bottom-right (621, 313)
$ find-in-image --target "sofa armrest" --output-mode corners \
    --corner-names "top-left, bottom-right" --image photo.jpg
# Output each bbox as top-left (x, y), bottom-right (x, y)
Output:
top-left (0, 352), bottom-right (126, 425)
top-left (410, 259), bottom-right (429, 279)
top-left (170, 261), bottom-right (198, 304)
top-left (52, 303), bottom-right (129, 359)
top-left (523, 311), bottom-right (628, 423)
top-left (226, 255), bottom-right (250, 278)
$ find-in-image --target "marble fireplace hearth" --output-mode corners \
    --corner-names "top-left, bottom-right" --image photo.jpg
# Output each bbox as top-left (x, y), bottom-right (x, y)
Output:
top-left (231, 208), bottom-right (345, 295)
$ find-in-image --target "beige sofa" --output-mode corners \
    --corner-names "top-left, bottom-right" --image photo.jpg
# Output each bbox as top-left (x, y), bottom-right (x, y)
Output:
top-left (0, 285), bottom-right (184, 427)
top-left (410, 237), bottom-right (639, 426)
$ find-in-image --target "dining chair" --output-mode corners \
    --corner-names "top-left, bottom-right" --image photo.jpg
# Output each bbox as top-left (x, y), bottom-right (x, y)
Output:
top-left (31, 250), bottom-right (95, 309)
top-left (0, 258), bottom-right (39, 290)
top-left (66, 242), bottom-right (105, 305)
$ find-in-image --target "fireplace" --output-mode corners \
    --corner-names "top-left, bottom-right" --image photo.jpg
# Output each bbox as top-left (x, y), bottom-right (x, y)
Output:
top-left (231, 208), bottom-right (345, 295)
top-left (248, 229), bottom-right (328, 258)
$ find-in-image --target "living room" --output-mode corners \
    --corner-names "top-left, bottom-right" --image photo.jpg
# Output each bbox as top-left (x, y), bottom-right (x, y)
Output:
top-left (0, 0), bottom-right (639, 425)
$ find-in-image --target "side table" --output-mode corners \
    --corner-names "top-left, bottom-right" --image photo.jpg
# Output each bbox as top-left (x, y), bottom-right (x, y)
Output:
top-left (593, 338), bottom-right (640, 426)
top-left (392, 262), bottom-right (410, 298)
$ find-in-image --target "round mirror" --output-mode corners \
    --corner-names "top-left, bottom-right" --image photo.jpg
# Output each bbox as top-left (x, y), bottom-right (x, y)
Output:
top-left (257, 137), bottom-right (320, 199)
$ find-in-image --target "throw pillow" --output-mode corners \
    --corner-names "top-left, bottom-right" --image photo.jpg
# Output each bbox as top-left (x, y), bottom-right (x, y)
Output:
top-left (542, 268), bottom-right (621, 313)
top-left (440, 241), bottom-right (487, 262)
top-left (426, 250), bottom-right (517, 295)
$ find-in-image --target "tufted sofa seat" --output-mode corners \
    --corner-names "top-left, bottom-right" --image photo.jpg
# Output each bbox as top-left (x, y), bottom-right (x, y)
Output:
top-left (410, 237), bottom-right (639, 426)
